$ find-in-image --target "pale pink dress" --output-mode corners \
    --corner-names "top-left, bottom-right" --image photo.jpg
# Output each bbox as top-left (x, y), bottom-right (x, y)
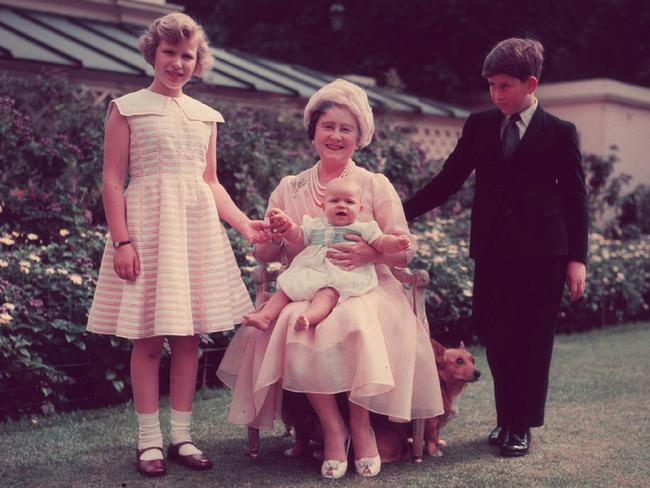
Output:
top-left (217, 163), bottom-right (444, 427)
top-left (87, 89), bottom-right (253, 339)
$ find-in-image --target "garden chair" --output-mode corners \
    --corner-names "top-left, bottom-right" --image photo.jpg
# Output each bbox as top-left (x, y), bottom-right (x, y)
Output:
top-left (246, 262), bottom-right (432, 463)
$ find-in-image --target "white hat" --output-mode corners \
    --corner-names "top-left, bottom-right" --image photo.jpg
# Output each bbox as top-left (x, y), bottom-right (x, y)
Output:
top-left (303, 78), bottom-right (375, 149)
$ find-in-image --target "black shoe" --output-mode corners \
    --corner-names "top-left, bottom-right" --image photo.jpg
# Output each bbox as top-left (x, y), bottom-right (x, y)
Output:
top-left (487, 425), bottom-right (508, 447)
top-left (500, 428), bottom-right (531, 457)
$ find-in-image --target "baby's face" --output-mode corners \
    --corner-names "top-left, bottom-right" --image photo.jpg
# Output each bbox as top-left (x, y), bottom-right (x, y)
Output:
top-left (323, 185), bottom-right (362, 226)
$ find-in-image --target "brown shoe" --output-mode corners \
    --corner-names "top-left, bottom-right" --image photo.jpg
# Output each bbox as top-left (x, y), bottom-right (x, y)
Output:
top-left (168, 442), bottom-right (213, 470)
top-left (135, 447), bottom-right (166, 477)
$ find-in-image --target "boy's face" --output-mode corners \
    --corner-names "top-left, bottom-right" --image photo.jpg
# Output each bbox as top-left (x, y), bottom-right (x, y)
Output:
top-left (488, 74), bottom-right (538, 115)
top-left (322, 183), bottom-right (362, 226)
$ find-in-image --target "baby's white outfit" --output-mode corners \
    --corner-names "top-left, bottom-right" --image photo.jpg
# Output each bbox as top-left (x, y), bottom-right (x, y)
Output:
top-left (278, 215), bottom-right (383, 302)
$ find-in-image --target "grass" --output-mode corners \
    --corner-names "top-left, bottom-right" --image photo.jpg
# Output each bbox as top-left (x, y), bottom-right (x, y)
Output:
top-left (1, 322), bottom-right (649, 487)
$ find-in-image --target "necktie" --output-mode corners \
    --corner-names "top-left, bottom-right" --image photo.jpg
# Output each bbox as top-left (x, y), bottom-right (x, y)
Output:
top-left (502, 114), bottom-right (521, 159)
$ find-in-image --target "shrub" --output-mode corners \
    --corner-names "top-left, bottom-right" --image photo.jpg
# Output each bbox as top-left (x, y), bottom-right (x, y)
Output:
top-left (558, 233), bottom-right (650, 330)
top-left (616, 184), bottom-right (650, 239)
top-left (0, 224), bottom-right (133, 417)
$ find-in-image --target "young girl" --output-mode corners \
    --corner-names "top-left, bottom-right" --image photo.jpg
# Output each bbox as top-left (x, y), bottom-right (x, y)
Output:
top-left (86, 13), bottom-right (267, 477)
top-left (243, 178), bottom-right (411, 331)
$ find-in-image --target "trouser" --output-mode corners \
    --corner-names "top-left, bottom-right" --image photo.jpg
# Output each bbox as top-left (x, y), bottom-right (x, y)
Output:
top-left (472, 255), bottom-right (566, 429)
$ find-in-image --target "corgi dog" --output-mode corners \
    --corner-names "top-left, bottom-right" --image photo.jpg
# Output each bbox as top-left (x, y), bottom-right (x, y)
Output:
top-left (424, 339), bottom-right (481, 456)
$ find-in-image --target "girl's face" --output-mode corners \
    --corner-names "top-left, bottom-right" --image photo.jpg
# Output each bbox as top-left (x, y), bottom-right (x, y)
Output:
top-left (313, 105), bottom-right (359, 166)
top-left (150, 37), bottom-right (198, 97)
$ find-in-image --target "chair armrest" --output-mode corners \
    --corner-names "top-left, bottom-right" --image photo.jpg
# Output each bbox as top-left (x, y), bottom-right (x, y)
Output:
top-left (390, 267), bottom-right (430, 333)
top-left (252, 263), bottom-right (285, 309)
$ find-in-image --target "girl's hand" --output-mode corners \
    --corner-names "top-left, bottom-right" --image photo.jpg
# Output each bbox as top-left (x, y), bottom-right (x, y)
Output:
top-left (326, 234), bottom-right (378, 271)
top-left (113, 245), bottom-right (140, 281)
top-left (244, 220), bottom-right (270, 244)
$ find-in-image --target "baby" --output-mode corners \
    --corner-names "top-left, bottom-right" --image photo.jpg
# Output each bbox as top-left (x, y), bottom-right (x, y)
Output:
top-left (243, 178), bottom-right (411, 331)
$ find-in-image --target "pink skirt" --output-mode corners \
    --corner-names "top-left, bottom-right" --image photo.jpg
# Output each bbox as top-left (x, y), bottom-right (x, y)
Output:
top-left (217, 265), bottom-right (444, 428)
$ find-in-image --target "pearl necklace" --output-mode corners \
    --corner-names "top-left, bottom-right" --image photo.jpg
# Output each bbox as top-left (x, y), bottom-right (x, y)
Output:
top-left (309, 160), bottom-right (354, 206)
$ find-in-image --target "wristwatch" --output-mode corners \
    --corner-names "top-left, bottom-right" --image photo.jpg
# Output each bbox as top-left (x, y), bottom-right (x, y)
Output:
top-left (112, 239), bottom-right (131, 249)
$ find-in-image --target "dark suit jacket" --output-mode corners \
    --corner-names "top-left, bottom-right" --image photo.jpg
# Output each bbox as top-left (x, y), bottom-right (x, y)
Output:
top-left (404, 105), bottom-right (588, 264)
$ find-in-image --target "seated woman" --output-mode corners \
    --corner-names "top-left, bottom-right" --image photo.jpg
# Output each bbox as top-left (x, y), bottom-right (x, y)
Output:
top-left (242, 178), bottom-right (412, 332)
top-left (217, 79), bottom-right (443, 479)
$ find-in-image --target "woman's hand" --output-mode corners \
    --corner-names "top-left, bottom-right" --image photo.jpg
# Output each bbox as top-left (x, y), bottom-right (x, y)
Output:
top-left (243, 220), bottom-right (271, 244)
top-left (113, 244), bottom-right (140, 281)
top-left (326, 234), bottom-right (379, 271)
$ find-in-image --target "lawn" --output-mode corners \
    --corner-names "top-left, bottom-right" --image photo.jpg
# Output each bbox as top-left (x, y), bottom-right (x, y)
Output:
top-left (1, 323), bottom-right (649, 487)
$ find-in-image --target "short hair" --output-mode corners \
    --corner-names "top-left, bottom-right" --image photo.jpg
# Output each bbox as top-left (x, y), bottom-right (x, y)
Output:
top-left (303, 79), bottom-right (375, 149)
top-left (138, 12), bottom-right (214, 76)
top-left (481, 38), bottom-right (544, 81)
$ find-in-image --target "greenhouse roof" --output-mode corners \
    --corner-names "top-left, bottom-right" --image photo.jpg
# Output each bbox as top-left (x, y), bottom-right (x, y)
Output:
top-left (0, 6), bottom-right (468, 118)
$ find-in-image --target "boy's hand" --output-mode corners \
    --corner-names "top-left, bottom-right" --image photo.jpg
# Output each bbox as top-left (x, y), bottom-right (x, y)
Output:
top-left (397, 235), bottom-right (411, 251)
top-left (244, 220), bottom-right (270, 244)
top-left (113, 245), bottom-right (140, 281)
top-left (566, 261), bottom-right (586, 301)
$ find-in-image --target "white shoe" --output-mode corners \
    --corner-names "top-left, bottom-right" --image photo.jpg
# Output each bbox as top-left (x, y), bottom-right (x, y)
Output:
top-left (354, 454), bottom-right (381, 477)
top-left (321, 435), bottom-right (351, 479)
top-left (354, 428), bottom-right (381, 477)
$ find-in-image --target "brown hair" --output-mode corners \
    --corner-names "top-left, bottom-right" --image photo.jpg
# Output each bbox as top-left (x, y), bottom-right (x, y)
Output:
top-left (481, 38), bottom-right (544, 81)
top-left (138, 12), bottom-right (214, 76)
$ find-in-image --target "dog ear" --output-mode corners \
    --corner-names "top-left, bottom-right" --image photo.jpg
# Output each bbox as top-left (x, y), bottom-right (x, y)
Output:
top-left (459, 341), bottom-right (466, 350)
top-left (430, 339), bottom-right (446, 367)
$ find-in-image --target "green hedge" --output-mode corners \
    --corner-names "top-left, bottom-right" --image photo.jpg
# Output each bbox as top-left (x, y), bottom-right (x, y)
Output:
top-left (1, 72), bottom-right (648, 418)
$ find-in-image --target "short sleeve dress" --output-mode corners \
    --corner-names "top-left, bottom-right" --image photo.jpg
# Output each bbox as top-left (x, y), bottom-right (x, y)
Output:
top-left (87, 89), bottom-right (253, 339)
top-left (278, 215), bottom-right (383, 302)
top-left (217, 163), bottom-right (444, 427)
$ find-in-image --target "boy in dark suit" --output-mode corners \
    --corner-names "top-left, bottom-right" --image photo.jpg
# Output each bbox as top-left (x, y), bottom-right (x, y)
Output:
top-left (403, 38), bottom-right (588, 457)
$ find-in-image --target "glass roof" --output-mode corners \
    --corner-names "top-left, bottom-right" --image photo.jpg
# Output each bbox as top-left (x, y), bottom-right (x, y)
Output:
top-left (0, 6), bottom-right (468, 117)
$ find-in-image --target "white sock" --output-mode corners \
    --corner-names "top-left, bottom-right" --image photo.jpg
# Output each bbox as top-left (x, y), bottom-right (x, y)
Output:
top-left (170, 408), bottom-right (202, 456)
top-left (136, 411), bottom-right (163, 461)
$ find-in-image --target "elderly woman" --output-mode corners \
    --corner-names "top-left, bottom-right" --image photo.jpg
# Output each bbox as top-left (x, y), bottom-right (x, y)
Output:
top-left (217, 79), bottom-right (443, 478)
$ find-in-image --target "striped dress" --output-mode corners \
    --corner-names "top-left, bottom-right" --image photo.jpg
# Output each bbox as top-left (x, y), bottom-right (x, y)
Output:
top-left (87, 89), bottom-right (253, 339)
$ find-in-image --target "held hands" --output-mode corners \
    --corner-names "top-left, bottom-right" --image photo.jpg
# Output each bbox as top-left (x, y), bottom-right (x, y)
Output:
top-left (566, 261), bottom-right (586, 302)
top-left (266, 208), bottom-right (295, 242)
top-left (326, 234), bottom-right (378, 271)
top-left (113, 244), bottom-right (140, 281)
top-left (243, 220), bottom-right (271, 244)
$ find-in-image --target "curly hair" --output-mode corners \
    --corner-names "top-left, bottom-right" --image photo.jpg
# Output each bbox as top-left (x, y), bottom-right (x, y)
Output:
top-left (138, 12), bottom-right (214, 76)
